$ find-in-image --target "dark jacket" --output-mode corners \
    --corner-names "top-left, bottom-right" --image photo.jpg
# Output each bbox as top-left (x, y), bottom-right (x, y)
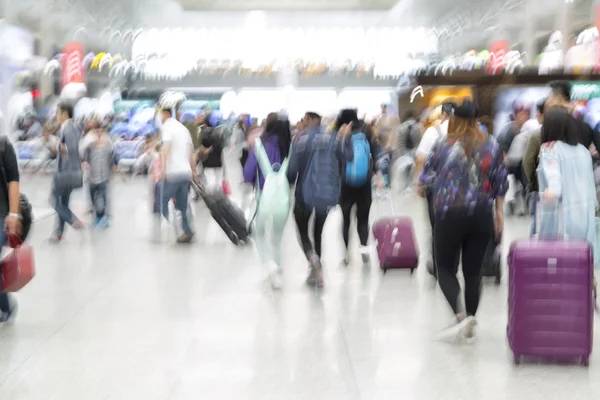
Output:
top-left (287, 126), bottom-right (353, 199)
top-left (0, 140), bottom-right (19, 217)
top-left (523, 131), bottom-right (541, 192)
top-left (201, 127), bottom-right (225, 169)
top-left (497, 122), bottom-right (518, 154)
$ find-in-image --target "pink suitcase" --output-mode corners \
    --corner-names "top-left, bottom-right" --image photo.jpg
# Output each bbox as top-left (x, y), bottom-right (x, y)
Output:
top-left (372, 192), bottom-right (419, 274)
top-left (507, 238), bottom-right (594, 366)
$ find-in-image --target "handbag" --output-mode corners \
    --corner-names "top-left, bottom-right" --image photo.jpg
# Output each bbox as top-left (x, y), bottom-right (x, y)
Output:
top-left (53, 169), bottom-right (83, 192)
top-left (1, 235), bottom-right (35, 292)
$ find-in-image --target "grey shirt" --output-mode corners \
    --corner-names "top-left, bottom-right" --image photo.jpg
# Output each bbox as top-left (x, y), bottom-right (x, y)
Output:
top-left (84, 138), bottom-right (113, 184)
top-left (57, 120), bottom-right (82, 173)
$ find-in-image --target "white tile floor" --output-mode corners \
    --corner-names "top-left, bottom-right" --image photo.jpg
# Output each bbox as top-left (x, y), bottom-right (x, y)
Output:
top-left (0, 173), bottom-right (599, 400)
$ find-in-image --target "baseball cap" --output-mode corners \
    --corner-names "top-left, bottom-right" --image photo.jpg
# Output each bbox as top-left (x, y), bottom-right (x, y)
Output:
top-left (453, 100), bottom-right (480, 119)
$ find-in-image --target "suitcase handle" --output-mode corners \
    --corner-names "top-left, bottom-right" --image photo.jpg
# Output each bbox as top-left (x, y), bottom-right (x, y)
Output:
top-left (535, 194), bottom-right (562, 238)
top-left (374, 188), bottom-right (395, 218)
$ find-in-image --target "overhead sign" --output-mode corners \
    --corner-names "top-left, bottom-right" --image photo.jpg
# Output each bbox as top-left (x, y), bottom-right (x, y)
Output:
top-left (61, 41), bottom-right (85, 89)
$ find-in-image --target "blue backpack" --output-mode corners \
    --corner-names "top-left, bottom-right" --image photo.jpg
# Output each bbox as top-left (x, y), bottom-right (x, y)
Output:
top-left (344, 133), bottom-right (370, 187)
top-left (301, 132), bottom-right (341, 215)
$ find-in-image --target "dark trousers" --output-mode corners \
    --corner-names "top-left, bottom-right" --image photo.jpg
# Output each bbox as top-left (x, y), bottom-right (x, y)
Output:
top-left (294, 202), bottom-right (328, 259)
top-left (434, 207), bottom-right (494, 316)
top-left (0, 217), bottom-right (9, 313)
top-left (89, 181), bottom-right (108, 218)
top-left (508, 162), bottom-right (527, 188)
top-left (340, 184), bottom-right (372, 248)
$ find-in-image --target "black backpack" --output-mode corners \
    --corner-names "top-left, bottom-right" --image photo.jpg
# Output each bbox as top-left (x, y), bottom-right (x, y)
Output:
top-left (404, 121), bottom-right (418, 150)
top-left (0, 138), bottom-right (33, 242)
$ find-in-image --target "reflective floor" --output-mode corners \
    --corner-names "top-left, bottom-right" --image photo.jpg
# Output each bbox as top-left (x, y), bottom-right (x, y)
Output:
top-left (0, 173), bottom-right (598, 400)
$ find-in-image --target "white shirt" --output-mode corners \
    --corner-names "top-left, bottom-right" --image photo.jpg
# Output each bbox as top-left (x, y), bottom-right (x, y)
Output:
top-left (416, 120), bottom-right (449, 157)
top-left (161, 118), bottom-right (193, 179)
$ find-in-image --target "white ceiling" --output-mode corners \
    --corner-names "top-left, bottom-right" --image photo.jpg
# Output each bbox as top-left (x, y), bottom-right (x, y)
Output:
top-left (177, 0), bottom-right (398, 10)
top-left (3, 0), bottom-right (597, 57)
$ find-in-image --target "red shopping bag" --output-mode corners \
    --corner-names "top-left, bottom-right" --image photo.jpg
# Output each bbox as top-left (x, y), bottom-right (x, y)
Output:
top-left (222, 180), bottom-right (232, 196)
top-left (1, 236), bottom-right (35, 292)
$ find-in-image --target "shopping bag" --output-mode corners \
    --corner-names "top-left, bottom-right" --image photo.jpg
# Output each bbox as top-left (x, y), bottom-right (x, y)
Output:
top-left (1, 236), bottom-right (35, 292)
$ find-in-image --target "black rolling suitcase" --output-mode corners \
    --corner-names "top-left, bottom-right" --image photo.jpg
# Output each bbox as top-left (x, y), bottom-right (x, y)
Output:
top-left (192, 181), bottom-right (250, 245)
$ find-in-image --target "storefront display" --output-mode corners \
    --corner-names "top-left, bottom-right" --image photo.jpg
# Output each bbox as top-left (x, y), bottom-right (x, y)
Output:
top-left (570, 82), bottom-right (600, 130)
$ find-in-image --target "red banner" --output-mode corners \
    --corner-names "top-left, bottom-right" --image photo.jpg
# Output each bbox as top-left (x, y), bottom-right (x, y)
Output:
top-left (61, 41), bottom-right (85, 88)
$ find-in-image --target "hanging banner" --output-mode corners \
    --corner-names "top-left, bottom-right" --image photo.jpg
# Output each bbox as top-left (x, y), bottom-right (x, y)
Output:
top-left (487, 40), bottom-right (509, 75)
top-left (61, 41), bottom-right (85, 89)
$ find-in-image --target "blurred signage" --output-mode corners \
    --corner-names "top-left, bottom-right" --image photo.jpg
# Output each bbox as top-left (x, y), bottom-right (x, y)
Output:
top-left (61, 42), bottom-right (85, 89)
top-left (570, 82), bottom-right (600, 100)
top-left (410, 86), bottom-right (424, 103)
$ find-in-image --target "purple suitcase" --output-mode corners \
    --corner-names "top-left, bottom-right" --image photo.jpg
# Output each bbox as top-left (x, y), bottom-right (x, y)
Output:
top-left (372, 216), bottom-right (419, 273)
top-left (507, 238), bottom-right (594, 366)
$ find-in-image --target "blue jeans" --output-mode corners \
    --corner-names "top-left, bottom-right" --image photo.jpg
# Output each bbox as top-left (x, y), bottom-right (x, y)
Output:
top-left (0, 217), bottom-right (10, 313)
top-left (52, 187), bottom-right (75, 235)
top-left (161, 178), bottom-right (193, 236)
top-left (89, 181), bottom-right (108, 218)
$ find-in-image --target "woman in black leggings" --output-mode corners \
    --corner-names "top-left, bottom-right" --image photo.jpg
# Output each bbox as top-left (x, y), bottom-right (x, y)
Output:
top-left (336, 110), bottom-right (384, 265)
top-left (419, 101), bottom-right (507, 343)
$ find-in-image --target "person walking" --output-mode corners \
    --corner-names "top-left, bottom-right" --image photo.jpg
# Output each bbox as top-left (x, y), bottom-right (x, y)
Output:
top-left (336, 109), bottom-right (384, 265)
top-left (50, 102), bottom-right (84, 243)
top-left (0, 112), bottom-right (23, 321)
top-left (244, 119), bottom-right (292, 289)
top-left (287, 111), bottom-right (353, 287)
top-left (157, 92), bottom-right (198, 243)
top-left (419, 101), bottom-right (508, 343)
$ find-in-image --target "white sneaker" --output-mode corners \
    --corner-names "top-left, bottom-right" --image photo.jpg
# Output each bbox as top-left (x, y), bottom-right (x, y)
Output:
top-left (269, 269), bottom-right (283, 291)
top-left (436, 317), bottom-right (473, 344)
top-left (359, 246), bottom-right (370, 264)
top-left (342, 250), bottom-right (350, 266)
top-left (463, 317), bottom-right (477, 343)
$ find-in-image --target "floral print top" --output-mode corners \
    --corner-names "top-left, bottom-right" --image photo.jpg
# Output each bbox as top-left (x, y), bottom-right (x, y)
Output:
top-left (419, 138), bottom-right (508, 215)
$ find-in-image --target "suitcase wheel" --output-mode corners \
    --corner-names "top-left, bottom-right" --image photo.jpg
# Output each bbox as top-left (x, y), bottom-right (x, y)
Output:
top-left (513, 355), bottom-right (521, 365)
top-left (410, 268), bottom-right (415, 274)
top-left (494, 275), bottom-right (501, 285)
top-left (383, 268), bottom-right (388, 274)
top-left (582, 357), bottom-right (590, 367)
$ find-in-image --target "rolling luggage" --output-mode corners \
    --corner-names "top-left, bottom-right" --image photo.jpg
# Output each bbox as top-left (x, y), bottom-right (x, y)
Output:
top-left (192, 181), bottom-right (249, 245)
top-left (507, 200), bottom-right (593, 366)
top-left (372, 191), bottom-right (419, 273)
